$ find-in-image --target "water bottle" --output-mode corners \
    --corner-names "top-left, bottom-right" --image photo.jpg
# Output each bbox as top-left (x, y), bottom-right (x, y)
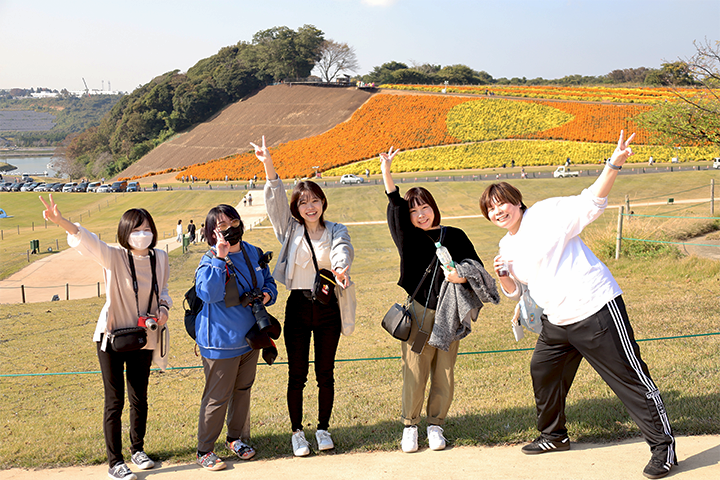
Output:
top-left (435, 242), bottom-right (454, 275)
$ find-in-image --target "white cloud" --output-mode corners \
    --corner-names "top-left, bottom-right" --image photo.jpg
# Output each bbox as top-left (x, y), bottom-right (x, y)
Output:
top-left (362, 0), bottom-right (398, 6)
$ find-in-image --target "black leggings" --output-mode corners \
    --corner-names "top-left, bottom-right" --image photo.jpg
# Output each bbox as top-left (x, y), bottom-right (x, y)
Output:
top-left (284, 290), bottom-right (342, 432)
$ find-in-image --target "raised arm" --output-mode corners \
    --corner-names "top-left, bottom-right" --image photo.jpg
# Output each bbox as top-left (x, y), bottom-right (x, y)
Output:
top-left (39, 194), bottom-right (79, 235)
top-left (379, 146), bottom-right (400, 194)
top-left (251, 135), bottom-right (278, 181)
top-left (589, 130), bottom-right (635, 199)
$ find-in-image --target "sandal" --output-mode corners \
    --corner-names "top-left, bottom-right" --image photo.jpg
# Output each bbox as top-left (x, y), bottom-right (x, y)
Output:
top-left (226, 439), bottom-right (256, 460)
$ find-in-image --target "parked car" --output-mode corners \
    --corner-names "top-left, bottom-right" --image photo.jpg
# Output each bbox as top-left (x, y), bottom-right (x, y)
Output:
top-left (10, 182), bottom-right (26, 191)
top-left (50, 182), bottom-right (66, 192)
top-left (553, 166), bottom-right (580, 178)
top-left (33, 183), bottom-right (49, 192)
top-left (340, 174), bottom-right (365, 185)
top-left (86, 181), bottom-right (102, 192)
top-left (0, 181), bottom-right (14, 191)
top-left (126, 181), bottom-right (140, 192)
top-left (73, 182), bottom-right (89, 192)
top-left (62, 182), bottom-right (78, 192)
top-left (97, 184), bottom-right (112, 193)
top-left (110, 181), bottom-right (127, 192)
top-left (21, 182), bottom-right (41, 191)
top-left (713, 158), bottom-right (720, 169)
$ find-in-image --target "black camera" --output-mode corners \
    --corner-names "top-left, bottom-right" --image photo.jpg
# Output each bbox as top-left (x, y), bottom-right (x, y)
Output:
top-left (240, 287), bottom-right (272, 331)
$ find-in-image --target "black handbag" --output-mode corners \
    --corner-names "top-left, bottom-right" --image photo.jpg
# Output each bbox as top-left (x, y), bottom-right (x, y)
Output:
top-left (381, 254), bottom-right (438, 341)
top-left (303, 228), bottom-right (337, 305)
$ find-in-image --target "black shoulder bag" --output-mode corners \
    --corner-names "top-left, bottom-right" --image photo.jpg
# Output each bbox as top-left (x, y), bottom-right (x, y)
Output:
top-left (106, 250), bottom-right (158, 353)
top-left (303, 227), bottom-right (337, 305)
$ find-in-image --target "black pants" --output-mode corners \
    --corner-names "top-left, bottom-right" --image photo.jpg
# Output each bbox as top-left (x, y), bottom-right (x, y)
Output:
top-left (96, 342), bottom-right (153, 467)
top-left (531, 296), bottom-right (676, 464)
top-left (284, 290), bottom-right (342, 432)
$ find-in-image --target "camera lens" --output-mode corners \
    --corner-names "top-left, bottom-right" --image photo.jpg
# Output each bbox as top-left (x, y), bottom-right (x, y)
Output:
top-left (145, 318), bottom-right (158, 331)
top-left (252, 302), bottom-right (272, 331)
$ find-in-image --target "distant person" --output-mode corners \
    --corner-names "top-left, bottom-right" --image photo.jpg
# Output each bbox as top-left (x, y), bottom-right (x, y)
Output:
top-left (40, 195), bottom-right (171, 480)
top-left (253, 135), bottom-right (356, 457)
top-left (188, 219), bottom-right (196, 244)
top-left (565, 157), bottom-right (571, 167)
top-left (247, 193), bottom-right (253, 206)
top-left (479, 131), bottom-right (676, 479)
top-left (199, 223), bottom-right (206, 243)
top-left (176, 220), bottom-right (183, 243)
top-left (365, 168), bottom-right (370, 179)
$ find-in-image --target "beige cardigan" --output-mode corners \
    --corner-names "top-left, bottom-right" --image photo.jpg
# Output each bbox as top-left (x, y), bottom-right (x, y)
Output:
top-left (68, 225), bottom-right (173, 356)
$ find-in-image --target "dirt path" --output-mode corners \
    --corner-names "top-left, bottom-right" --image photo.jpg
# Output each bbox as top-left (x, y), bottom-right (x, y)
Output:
top-left (0, 435), bottom-right (717, 480)
top-left (0, 196), bottom-right (267, 304)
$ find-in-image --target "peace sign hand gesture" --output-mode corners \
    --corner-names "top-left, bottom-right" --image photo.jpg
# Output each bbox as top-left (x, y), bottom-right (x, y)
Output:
top-left (609, 130), bottom-right (636, 168)
top-left (39, 193), bottom-right (63, 224)
top-left (250, 135), bottom-right (272, 164)
top-left (379, 146), bottom-right (400, 174)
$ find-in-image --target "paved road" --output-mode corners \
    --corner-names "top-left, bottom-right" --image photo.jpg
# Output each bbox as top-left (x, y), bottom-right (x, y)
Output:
top-left (0, 435), bottom-right (718, 480)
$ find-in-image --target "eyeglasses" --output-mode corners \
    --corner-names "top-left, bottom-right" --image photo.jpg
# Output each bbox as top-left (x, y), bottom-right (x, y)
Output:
top-left (216, 218), bottom-right (240, 232)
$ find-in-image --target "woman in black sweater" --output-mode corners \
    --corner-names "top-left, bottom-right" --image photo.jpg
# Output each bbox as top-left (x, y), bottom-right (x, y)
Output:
top-left (380, 147), bottom-right (483, 454)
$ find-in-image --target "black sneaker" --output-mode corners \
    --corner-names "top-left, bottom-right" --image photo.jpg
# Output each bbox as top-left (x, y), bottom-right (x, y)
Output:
top-left (107, 462), bottom-right (137, 480)
top-left (643, 456), bottom-right (673, 479)
top-left (521, 435), bottom-right (570, 455)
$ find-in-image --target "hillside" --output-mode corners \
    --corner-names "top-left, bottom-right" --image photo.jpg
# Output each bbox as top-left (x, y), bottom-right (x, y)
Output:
top-left (118, 84), bottom-right (375, 179)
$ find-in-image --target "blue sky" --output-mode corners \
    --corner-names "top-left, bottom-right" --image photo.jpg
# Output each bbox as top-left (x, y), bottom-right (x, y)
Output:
top-left (1, 0), bottom-right (718, 93)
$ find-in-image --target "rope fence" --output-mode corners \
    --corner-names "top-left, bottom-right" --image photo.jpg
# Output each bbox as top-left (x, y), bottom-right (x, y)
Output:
top-left (2, 331), bottom-right (718, 378)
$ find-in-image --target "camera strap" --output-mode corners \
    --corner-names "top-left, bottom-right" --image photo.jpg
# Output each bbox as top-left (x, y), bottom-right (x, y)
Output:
top-left (239, 244), bottom-right (259, 290)
top-left (127, 249), bottom-right (159, 318)
top-left (302, 226), bottom-right (322, 275)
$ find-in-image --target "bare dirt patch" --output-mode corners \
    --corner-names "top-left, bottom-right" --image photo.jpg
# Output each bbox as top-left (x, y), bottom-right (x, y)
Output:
top-left (118, 85), bottom-right (375, 179)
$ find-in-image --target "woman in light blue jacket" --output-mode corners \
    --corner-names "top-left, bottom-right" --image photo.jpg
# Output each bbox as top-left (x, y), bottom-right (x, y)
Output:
top-left (252, 136), bottom-right (356, 457)
top-left (194, 204), bottom-right (277, 471)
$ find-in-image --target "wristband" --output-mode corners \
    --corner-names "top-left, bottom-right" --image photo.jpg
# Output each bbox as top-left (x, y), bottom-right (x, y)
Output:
top-left (606, 160), bottom-right (622, 171)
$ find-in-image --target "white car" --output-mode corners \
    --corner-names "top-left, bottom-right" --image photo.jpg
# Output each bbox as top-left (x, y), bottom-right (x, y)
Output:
top-left (96, 184), bottom-right (112, 193)
top-left (553, 166), bottom-right (579, 178)
top-left (86, 181), bottom-right (102, 192)
top-left (62, 182), bottom-right (78, 192)
top-left (713, 158), bottom-right (720, 169)
top-left (340, 174), bottom-right (365, 185)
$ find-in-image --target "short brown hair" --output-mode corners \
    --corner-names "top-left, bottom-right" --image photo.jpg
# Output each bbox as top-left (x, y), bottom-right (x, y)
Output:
top-left (479, 182), bottom-right (527, 220)
top-left (117, 208), bottom-right (158, 250)
top-left (404, 187), bottom-right (441, 227)
top-left (290, 181), bottom-right (327, 226)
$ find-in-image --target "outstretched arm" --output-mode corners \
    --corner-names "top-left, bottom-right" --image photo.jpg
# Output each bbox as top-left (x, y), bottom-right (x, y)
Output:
top-left (251, 135), bottom-right (278, 181)
top-left (379, 146), bottom-right (400, 194)
top-left (590, 130), bottom-right (635, 199)
top-left (39, 194), bottom-right (79, 235)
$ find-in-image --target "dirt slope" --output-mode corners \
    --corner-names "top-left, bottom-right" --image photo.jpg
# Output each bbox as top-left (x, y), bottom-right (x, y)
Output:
top-left (119, 85), bottom-right (375, 179)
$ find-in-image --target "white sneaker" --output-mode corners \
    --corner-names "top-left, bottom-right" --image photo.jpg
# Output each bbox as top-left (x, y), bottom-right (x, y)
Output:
top-left (401, 425), bottom-right (418, 453)
top-left (130, 451), bottom-right (154, 470)
top-left (427, 425), bottom-right (446, 451)
top-left (315, 429), bottom-right (334, 451)
top-left (291, 430), bottom-right (310, 457)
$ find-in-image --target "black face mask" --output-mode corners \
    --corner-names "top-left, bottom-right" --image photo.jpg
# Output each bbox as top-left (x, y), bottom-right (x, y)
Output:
top-left (222, 225), bottom-right (243, 245)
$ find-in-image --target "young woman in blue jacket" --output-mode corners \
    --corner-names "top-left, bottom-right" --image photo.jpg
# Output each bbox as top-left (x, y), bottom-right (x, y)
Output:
top-left (194, 204), bottom-right (277, 471)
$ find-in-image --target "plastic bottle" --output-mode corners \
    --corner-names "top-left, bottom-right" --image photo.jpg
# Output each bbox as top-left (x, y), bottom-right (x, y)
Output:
top-left (434, 242), bottom-right (454, 275)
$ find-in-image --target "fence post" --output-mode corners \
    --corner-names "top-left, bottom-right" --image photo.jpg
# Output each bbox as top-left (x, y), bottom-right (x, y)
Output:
top-left (66, 283), bottom-right (69, 301)
top-left (21, 285), bottom-right (26, 303)
top-left (625, 194), bottom-right (630, 213)
top-left (711, 179), bottom-right (715, 216)
top-left (97, 282), bottom-right (101, 297)
top-left (615, 206), bottom-right (624, 260)
top-left (56, 239), bottom-right (59, 251)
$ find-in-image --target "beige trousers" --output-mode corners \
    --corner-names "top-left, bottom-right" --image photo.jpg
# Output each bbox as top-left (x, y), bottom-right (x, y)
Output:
top-left (401, 300), bottom-right (459, 426)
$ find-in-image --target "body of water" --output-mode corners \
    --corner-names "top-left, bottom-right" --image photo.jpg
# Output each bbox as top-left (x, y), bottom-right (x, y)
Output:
top-left (0, 156), bottom-right (62, 179)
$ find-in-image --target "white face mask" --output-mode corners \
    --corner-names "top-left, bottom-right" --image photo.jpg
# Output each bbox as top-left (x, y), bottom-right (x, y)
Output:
top-left (128, 231), bottom-right (153, 250)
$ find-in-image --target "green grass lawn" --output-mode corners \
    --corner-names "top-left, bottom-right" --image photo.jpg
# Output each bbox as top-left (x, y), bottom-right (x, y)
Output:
top-left (0, 171), bottom-right (719, 468)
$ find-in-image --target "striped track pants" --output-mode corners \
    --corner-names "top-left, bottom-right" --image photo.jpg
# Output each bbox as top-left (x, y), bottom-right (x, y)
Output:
top-left (530, 295), bottom-right (677, 465)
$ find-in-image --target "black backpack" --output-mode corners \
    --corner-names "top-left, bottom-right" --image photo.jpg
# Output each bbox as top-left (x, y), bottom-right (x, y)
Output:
top-left (183, 251), bottom-right (215, 340)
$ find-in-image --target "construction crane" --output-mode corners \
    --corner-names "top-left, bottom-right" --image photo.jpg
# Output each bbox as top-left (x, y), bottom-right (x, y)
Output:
top-left (82, 78), bottom-right (89, 95)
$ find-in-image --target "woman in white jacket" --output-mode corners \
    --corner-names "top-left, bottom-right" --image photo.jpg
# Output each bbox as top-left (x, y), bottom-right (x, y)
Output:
top-left (40, 194), bottom-right (171, 480)
top-left (479, 132), bottom-right (676, 480)
top-left (252, 136), bottom-right (356, 457)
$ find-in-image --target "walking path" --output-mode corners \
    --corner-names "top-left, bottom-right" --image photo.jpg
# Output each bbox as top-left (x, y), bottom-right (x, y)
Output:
top-left (0, 196), bottom-right (267, 304)
top-left (0, 435), bottom-right (717, 480)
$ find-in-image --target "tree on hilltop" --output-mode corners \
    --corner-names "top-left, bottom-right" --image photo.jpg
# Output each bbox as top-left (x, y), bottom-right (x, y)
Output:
top-left (637, 39), bottom-right (720, 148)
top-left (314, 40), bottom-right (360, 82)
top-left (252, 25), bottom-right (325, 81)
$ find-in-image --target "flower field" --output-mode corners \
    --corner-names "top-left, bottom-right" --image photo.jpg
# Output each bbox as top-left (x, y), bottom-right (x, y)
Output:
top-left (175, 89), bottom-right (708, 181)
top-left (379, 84), bottom-right (700, 104)
top-left (324, 142), bottom-right (719, 176)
